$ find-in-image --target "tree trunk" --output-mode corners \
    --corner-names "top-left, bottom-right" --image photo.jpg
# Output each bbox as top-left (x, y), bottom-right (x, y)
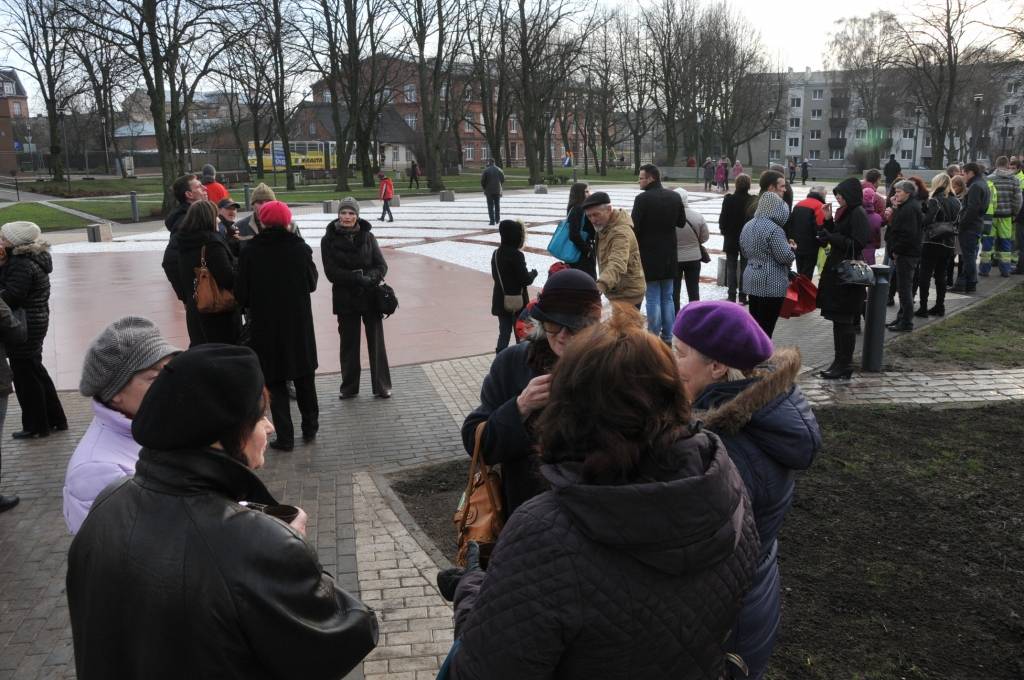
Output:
top-left (633, 132), bottom-right (642, 175)
top-left (47, 102), bottom-right (64, 182)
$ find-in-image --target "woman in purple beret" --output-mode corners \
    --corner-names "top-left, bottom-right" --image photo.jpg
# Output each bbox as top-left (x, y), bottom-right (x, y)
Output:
top-left (671, 301), bottom-right (822, 680)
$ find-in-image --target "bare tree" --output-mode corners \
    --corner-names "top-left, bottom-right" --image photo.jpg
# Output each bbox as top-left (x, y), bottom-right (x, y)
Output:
top-left (643, 0), bottom-right (698, 166)
top-left (613, 12), bottom-right (653, 174)
top-left (217, 28), bottom-right (276, 180)
top-left (465, 0), bottom-right (513, 166)
top-left (0, 0), bottom-right (81, 181)
top-left (580, 11), bottom-right (627, 176)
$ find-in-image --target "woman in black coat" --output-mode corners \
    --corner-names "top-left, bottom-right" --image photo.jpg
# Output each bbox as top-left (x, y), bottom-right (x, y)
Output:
top-left (0, 221), bottom-right (67, 438)
top-left (565, 182), bottom-right (596, 278)
top-left (235, 201), bottom-right (319, 452)
top-left (491, 220), bottom-right (537, 354)
top-left (445, 306), bottom-right (758, 680)
top-left (815, 177), bottom-right (871, 379)
top-left (321, 198), bottom-right (392, 399)
top-left (174, 201), bottom-right (241, 346)
top-left (917, 174), bottom-right (960, 318)
top-left (719, 174), bottom-right (754, 303)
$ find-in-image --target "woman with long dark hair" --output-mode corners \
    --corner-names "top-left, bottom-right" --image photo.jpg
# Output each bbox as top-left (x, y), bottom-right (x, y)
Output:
top-left (175, 200), bottom-right (241, 346)
top-left (565, 182), bottom-right (596, 278)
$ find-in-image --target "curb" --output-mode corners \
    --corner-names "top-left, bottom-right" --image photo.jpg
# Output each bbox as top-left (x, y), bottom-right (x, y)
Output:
top-left (368, 469), bottom-right (455, 572)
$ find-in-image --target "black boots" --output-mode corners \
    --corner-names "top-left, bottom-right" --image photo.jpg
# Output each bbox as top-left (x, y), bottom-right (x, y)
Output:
top-left (914, 305), bottom-right (929, 318)
top-left (820, 327), bottom-right (856, 380)
top-left (928, 304), bottom-right (945, 316)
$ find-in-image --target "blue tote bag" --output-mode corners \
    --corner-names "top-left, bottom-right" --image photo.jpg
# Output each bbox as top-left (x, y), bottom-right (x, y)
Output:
top-left (547, 214), bottom-right (585, 263)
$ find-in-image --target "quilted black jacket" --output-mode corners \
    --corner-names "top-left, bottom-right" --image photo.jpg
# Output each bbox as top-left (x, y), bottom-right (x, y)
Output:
top-left (449, 428), bottom-right (759, 680)
top-left (1, 242), bottom-right (53, 358)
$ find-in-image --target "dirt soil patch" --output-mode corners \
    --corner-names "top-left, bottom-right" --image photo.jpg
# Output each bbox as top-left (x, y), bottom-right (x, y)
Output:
top-left (390, 402), bottom-right (1024, 679)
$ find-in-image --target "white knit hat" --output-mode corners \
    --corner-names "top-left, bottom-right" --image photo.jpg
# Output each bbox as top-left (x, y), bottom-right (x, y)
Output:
top-left (1, 221), bottom-right (41, 247)
top-left (79, 316), bottom-right (180, 402)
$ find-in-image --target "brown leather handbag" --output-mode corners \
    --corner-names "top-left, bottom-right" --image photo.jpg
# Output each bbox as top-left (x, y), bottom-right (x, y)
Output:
top-left (194, 245), bottom-right (237, 313)
top-left (453, 421), bottom-right (504, 567)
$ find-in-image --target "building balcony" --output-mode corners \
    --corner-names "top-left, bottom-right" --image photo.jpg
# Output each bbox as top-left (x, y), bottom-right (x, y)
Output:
top-left (831, 95), bottom-right (849, 110)
top-left (828, 138), bottom-right (848, 150)
top-left (829, 116), bottom-right (848, 129)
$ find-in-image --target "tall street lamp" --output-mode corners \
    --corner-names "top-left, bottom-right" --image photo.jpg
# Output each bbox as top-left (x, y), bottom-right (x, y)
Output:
top-left (61, 111), bottom-right (71, 192)
top-left (912, 106), bottom-right (923, 169)
top-left (973, 94), bottom-right (984, 161)
top-left (1003, 115), bottom-right (1010, 157)
top-left (100, 114), bottom-right (110, 175)
top-left (766, 109), bottom-right (775, 169)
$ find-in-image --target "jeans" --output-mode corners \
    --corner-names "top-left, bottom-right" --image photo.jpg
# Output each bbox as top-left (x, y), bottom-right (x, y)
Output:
top-left (380, 199), bottom-right (393, 221)
top-left (644, 279), bottom-right (675, 342)
top-left (486, 194), bottom-right (501, 224)
top-left (496, 312), bottom-right (516, 354)
top-left (673, 261), bottom-right (702, 312)
top-left (955, 231), bottom-right (980, 289)
top-left (725, 252), bottom-right (747, 301)
top-left (747, 295), bottom-right (785, 338)
top-left (893, 255), bottom-right (919, 327)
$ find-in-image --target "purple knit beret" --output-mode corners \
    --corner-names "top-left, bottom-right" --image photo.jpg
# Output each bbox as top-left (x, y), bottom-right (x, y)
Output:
top-left (672, 301), bottom-right (774, 371)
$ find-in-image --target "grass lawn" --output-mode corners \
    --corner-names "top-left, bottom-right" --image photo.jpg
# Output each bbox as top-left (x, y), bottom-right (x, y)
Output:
top-left (890, 282), bottom-right (1024, 370)
top-left (0, 203), bottom-right (91, 230)
top-left (391, 401), bottom-right (1023, 679)
top-left (26, 177), bottom-right (167, 197)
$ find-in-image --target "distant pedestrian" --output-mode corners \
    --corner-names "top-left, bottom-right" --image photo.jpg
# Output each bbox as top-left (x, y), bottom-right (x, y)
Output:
top-left (984, 156), bottom-right (1022, 277)
top-left (800, 159), bottom-right (810, 185)
top-left (631, 164), bottom-right (682, 342)
top-left (732, 159), bottom-right (744, 180)
top-left (739, 187), bottom-right (794, 338)
top-left (235, 200), bottom-right (319, 451)
top-left (672, 188), bottom-right (708, 310)
top-left (62, 316), bottom-right (178, 534)
top-left (409, 160), bottom-right (421, 189)
top-left (722, 157), bottom-right (732, 191)
top-left (861, 187), bottom-right (883, 265)
top-left (490, 220), bottom-right (537, 354)
top-left (0, 221), bottom-right (67, 438)
top-left (377, 172), bottom-right (395, 222)
top-left (884, 154), bottom-right (902, 189)
top-left (952, 162), bottom-right (989, 293)
top-left (719, 173), bottom-right (755, 303)
top-left (565, 182), bottom-right (596, 278)
top-left (481, 159), bottom-right (504, 225)
top-left (703, 157), bottom-right (714, 191)
top-left (861, 169), bottom-right (887, 216)
top-left (885, 180), bottom-right (924, 332)
top-left (0, 297), bottom-right (22, 513)
top-left (321, 197), bottom-right (392, 400)
top-left (200, 164), bottom-right (229, 205)
top-left (581, 192), bottom-right (646, 306)
top-left (714, 159), bottom-right (727, 192)
top-left (788, 159), bottom-right (797, 184)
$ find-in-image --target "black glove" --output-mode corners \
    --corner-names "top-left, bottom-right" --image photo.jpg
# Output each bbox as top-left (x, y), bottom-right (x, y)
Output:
top-left (787, 270), bottom-right (798, 281)
top-left (357, 274), bottom-right (374, 287)
top-left (436, 542), bottom-right (482, 602)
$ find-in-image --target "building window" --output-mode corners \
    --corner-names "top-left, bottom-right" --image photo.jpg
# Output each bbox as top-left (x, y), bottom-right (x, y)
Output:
top-left (769, 149), bottom-right (781, 161)
top-left (392, 147), bottom-right (400, 162)
top-left (832, 128), bottom-right (846, 139)
top-left (464, 116), bottom-right (474, 133)
top-left (830, 149), bottom-right (844, 160)
top-left (509, 116), bottom-right (518, 133)
top-left (789, 117), bottom-right (801, 128)
top-left (481, 145), bottom-right (490, 160)
top-left (513, 142), bottom-right (521, 159)
top-left (403, 113), bottom-right (417, 130)
top-left (924, 135), bottom-right (932, 147)
top-left (808, 150), bottom-right (821, 160)
top-left (308, 122), bottom-right (316, 136)
top-left (403, 84), bottom-right (417, 103)
top-left (812, 89), bottom-right (824, 100)
top-left (1008, 83), bottom-right (1019, 95)
top-left (3, 82), bottom-right (13, 95)
top-left (322, 90), bottom-right (331, 103)
top-left (790, 97), bottom-right (801, 108)
top-left (788, 137), bottom-right (800, 148)
top-left (1005, 104), bottom-right (1019, 116)
top-left (809, 129), bottom-right (822, 140)
top-left (901, 149), bottom-right (913, 160)
top-left (855, 129), bottom-right (867, 139)
top-left (381, 87), bottom-right (392, 103)
top-left (811, 109), bottom-right (823, 120)
top-left (464, 145), bottom-right (474, 160)
top-left (902, 128), bottom-right (915, 139)
top-left (11, 101), bottom-right (21, 116)
top-left (770, 130), bottom-right (782, 140)
top-left (439, 84), bottom-right (448, 100)
top-left (1008, 127), bottom-right (1016, 138)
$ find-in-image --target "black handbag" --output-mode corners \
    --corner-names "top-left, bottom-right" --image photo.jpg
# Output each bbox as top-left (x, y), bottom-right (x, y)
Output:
top-left (375, 281), bottom-right (398, 317)
top-left (837, 238), bottom-right (874, 286)
top-left (687, 219), bottom-right (712, 263)
top-left (924, 198), bottom-right (958, 246)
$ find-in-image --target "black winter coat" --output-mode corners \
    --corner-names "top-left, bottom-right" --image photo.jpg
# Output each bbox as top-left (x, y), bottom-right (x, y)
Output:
top-left (817, 177), bottom-right (871, 323)
top-left (631, 181), bottom-right (682, 281)
top-left (175, 230), bottom-right (241, 345)
top-left (462, 341), bottom-right (557, 515)
top-left (1, 242), bottom-right (52, 359)
top-left (321, 218), bottom-right (387, 316)
top-left (923, 193), bottom-right (960, 249)
top-left (0, 298), bottom-right (21, 395)
top-left (887, 196), bottom-right (924, 257)
top-left (787, 195), bottom-right (826, 256)
top-left (719, 190), bottom-right (753, 255)
top-left (161, 203), bottom-right (190, 299)
top-left (566, 205), bottom-right (596, 278)
top-left (66, 447), bottom-right (378, 680)
top-left (490, 220), bottom-right (537, 317)
top-left (959, 175), bottom-right (990, 235)
top-left (449, 429), bottom-right (759, 680)
top-left (235, 227), bottom-right (318, 382)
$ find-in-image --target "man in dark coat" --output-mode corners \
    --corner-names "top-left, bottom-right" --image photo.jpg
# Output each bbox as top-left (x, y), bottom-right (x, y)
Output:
top-left (162, 174), bottom-right (209, 301)
top-left (886, 180), bottom-right (924, 332)
top-left (631, 163), bottom-right (682, 343)
top-left (787, 185), bottom-right (827, 278)
top-left (952, 162), bottom-right (990, 292)
top-left (480, 159), bottom-right (505, 225)
top-left (883, 154), bottom-right (902, 189)
top-left (321, 197), bottom-right (392, 399)
top-left (235, 201), bottom-right (319, 451)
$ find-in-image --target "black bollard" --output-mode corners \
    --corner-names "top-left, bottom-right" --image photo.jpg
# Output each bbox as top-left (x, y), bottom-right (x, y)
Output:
top-left (130, 191), bottom-right (139, 222)
top-left (862, 264), bottom-right (891, 372)
top-left (243, 184), bottom-right (252, 209)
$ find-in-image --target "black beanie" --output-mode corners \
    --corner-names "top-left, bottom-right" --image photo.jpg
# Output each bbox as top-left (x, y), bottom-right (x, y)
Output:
top-left (132, 344), bottom-right (265, 450)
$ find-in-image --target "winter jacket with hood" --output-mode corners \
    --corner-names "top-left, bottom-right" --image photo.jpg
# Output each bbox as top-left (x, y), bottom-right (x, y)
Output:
top-left (595, 209), bottom-right (646, 303)
top-left (988, 168), bottom-right (1023, 218)
top-left (631, 180), bottom-right (683, 281)
top-left (448, 426), bottom-right (759, 680)
top-left (694, 347), bottom-right (821, 679)
top-left (786, 193), bottom-right (826, 256)
top-left (816, 177), bottom-right (870, 322)
top-left (490, 221), bottom-right (537, 317)
top-left (321, 218), bottom-right (387, 316)
top-left (887, 195), bottom-right (923, 258)
top-left (1, 241), bottom-right (53, 358)
top-left (862, 187), bottom-right (883, 263)
top-left (740, 192), bottom-right (794, 298)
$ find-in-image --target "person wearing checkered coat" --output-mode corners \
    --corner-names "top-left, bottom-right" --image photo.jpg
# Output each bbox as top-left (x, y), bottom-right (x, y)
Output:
top-left (739, 191), bottom-right (794, 337)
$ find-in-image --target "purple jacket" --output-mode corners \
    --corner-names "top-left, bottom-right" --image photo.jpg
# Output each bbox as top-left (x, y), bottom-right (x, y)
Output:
top-left (62, 400), bottom-right (139, 534)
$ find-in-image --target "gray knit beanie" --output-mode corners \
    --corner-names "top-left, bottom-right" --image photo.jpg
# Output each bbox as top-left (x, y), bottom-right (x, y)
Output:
top-left (339, 196), bottom-right (360, 215)
top-left (250, 183), bottom-right (277, 203)
top-left (1, 221), bottom-right (41, 247)
top-left (201, 164), bottom-right (216, 181)
top-left (80, 316), bottom-right (181, 402)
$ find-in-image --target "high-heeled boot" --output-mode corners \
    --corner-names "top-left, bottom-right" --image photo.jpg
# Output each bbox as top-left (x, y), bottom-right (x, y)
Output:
top-left (820, 328), bottom-right (855, 379)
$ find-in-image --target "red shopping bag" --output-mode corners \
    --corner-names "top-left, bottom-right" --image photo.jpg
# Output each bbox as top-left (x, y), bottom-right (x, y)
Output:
top-left (779, 274), bottom-right (817, 318)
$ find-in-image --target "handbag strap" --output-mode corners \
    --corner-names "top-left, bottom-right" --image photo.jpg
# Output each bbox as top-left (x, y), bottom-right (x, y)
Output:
top-left (457, 422), bottom-right (489, 533)
top-left (200, 244), bottom-right (208, 268)
top-left (492, 251), bottom-right (510, 295)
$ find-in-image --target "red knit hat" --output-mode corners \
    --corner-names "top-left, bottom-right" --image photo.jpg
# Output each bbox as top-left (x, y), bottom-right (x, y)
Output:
top-left (258, 200), bottom-right (292, 228)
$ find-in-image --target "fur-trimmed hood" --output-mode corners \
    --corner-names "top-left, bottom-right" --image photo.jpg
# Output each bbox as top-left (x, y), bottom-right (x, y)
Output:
top-left (693, 346), bottom-right (819, 471)
top-left (10, 241), bottom-right (52, 274)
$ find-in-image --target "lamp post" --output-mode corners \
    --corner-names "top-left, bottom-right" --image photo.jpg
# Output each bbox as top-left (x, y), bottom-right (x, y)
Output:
top-left (61, 111), bottom-right (71, 192)
top-left (695, 112), bottom-right (703, 182)
top-left (1003, 115), bottom-right (1010, 157)
top-left (766, 109), bottom-right (775, 170)
top-left (973, 94), bottom-right (983, 161)
top-left (912, 106), bottom-right (923, 169)
top-left (99, 114), bottom-right (110, 175)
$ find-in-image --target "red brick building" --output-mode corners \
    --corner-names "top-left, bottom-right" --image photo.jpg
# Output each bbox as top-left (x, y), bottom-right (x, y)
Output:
top-left (0, 69), bottom-right (30, 173)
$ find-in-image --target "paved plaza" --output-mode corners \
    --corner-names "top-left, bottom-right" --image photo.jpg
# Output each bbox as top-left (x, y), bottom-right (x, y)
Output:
top-left (2, 186), bottom-right (1023, 678)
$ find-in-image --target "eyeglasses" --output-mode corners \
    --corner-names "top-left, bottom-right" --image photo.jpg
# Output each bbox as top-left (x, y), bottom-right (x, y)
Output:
top-left (541, 321), bottom-right (577, 337)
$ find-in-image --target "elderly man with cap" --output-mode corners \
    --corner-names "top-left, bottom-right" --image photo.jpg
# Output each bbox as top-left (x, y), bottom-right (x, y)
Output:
top-left (62, 316), bottom-right (179, 534)
top-left (236, 200), bottom-right (319, 452)
top-left (66, 344), bottom-right (379, 680)
top-left (0, 220), bottom-right (67, 438)
top-left (234, 182), bottom-right (277, 239)
top-left (579, 191), bottom-right (646, 307)
top-left (672, 300), bottom-right (821, 680)
top-left (462, 269), bottom-right (603, 517)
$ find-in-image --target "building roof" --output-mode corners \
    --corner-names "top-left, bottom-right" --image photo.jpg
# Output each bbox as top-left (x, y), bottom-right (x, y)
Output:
top-left (295, 102), bottom-right (417, 145)
top-left (0, 69), bottom-right (27, 97)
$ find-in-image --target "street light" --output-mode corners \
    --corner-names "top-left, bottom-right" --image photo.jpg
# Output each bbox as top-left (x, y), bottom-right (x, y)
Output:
top-left (1003, 115), bottom-right (1010, 156)
top-left (912, 106), bottom-right (923, 169)
top-left (99, 115), bottom-right (110, 175)
top-left (973, 94), bottom-right (984, 161)
top-left (766, 109), bottom-right (775, 169)
top-left (61, 111), bottom-right (71, 192)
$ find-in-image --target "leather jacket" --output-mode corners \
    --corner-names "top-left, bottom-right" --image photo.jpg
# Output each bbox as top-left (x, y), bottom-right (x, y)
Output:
top-left (66, 447), bottom-right (378, 680)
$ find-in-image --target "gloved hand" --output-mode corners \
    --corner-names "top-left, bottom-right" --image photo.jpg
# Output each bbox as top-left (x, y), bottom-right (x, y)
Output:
top-left (787, 270), bottom-right (798, 281)
top-left (436, 542), bottom-right (482, 602)
top-left (529, 268), bottom-right (538, 278)
top-left (357, 274), bottom-right (374, 287)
